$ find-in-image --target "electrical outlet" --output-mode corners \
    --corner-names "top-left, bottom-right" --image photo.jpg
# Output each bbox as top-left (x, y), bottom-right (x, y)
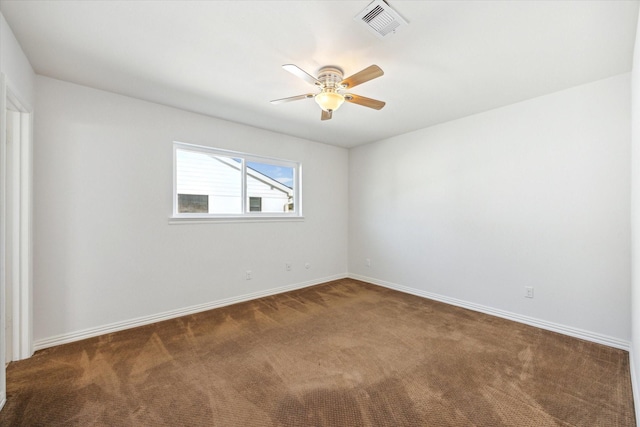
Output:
top-left (525, 286), bottom-right (534, 298)
top-left (246, 270), bottom-right (252, 280)
top-left (366, 258), bottom-right (371, 267)
top-left (285, 263), bottom-right (291, 271)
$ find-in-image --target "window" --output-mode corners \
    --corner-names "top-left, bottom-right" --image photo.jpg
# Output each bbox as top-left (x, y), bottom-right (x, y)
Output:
top-left (173, 142), bottom-right (301, 220)
top-left (249, 197), bottom-right (262, 212)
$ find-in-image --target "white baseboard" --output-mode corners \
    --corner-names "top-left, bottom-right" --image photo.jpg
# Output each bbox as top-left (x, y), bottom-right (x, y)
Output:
top-left (349, 273), bottom-right (631, 351)
top-left (33, 274), bottom-right (347, 351)
top-left (0, 394), bottom-right (5, 412)
top-left (31, 272), bottom-right (633, 352)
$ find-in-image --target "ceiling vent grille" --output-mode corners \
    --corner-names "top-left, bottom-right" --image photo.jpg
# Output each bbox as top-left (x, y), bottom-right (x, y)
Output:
top-left (354, 0), bottom-right (408, 39)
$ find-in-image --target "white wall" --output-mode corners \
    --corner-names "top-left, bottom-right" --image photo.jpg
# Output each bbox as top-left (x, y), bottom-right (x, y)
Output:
top-left (0, 12), bottom-right (35, 106)
top-left (630, 5), bottom-right (640, 419)
top-left (350, 74), bottom-right (631, 343)
top-left (33, 76), bottom-right (348, 344)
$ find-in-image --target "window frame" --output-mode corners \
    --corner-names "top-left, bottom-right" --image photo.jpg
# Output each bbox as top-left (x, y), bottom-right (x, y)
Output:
top-left (171, 142), bottom-right (303, 223)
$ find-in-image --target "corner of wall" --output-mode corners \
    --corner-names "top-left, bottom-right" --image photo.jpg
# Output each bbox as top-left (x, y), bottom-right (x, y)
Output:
top-left (629, 5), bottom-right (640, 424)
top-left (0, 11), bottom-right (36, 108)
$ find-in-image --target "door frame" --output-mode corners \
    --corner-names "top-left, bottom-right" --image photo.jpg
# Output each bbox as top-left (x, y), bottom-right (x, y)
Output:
top-left (0, 73), bottom-right (33, 411)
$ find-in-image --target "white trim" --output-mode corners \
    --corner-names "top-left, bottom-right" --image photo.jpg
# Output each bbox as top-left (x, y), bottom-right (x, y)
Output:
top-left (0, 73), bottom-right (34, 416)
top-left (349, 273), bottom-right (631, 350)
top-left (18, 109), bottom-right (32, 360)
top-left (33, 273), bottom-right (348, 351)
top-left (7, 109), bottom-right (20, 363)
top-left (169, 216), bottom-right (305, 225)
top-left (0, 73), bottom-right (7, 414)
top-left (2, 76), bottom-right (33, 362)
top-left (29, 271), bottom-right (632, 354)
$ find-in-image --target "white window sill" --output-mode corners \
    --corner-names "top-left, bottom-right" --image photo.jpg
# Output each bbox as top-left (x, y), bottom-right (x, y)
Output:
top-left (169, 215), bottom-right (305, 225)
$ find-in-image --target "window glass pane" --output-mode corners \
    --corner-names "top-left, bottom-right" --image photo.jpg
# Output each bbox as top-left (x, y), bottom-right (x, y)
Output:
top-left (178, 194), bottom-right (208, 213)
top-left (176, 149), bottom-right (242, 214)
top-left (246, 161), bottom-right (294, 213)
top-left (249, 197), bottom-right (262, 212)
top-left (174, 143), bottom-right (301, 218)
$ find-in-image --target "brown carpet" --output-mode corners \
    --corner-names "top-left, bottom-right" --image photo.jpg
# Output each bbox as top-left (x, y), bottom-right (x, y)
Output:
top-left (0, 279), bottom-right (635, 426)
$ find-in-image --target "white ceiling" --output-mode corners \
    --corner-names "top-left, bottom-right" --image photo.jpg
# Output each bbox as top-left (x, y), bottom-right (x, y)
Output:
top-left (1, 1), bottom-right (638, 148)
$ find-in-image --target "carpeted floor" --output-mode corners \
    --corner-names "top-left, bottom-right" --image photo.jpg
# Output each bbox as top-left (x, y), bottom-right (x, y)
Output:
top-left (0, 279), bottom-right (635, 426)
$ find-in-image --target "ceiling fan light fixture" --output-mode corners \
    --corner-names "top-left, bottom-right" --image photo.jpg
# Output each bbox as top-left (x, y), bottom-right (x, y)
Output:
top-left (272, 63), bottom-right (385, 120)
top-left (315, 91), bottom-right (345, 112)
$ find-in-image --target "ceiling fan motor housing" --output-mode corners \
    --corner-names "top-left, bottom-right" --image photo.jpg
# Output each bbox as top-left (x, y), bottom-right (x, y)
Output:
top-left (317, 67), bottom-right (344, 91)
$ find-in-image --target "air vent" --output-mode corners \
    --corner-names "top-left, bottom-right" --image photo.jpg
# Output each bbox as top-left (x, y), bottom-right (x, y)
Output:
top-left (354, 0), bottom-right (408, 39)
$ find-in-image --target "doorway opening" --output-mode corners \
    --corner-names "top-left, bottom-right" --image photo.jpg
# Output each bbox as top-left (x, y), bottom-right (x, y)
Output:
top-left (1, 74), bottom-right (33, 411)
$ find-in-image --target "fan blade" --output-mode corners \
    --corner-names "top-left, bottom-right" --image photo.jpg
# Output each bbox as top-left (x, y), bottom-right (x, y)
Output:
top-left (282, 64), bottom-right (321, 86)
top-left (340, 65), bottom-right (384, 89)
top-left (321, 110), bottom-right (332, 121)
top-left (344, 94), bottom-right (386, 110)
top-left (270, 94), bottom-right (315, 104)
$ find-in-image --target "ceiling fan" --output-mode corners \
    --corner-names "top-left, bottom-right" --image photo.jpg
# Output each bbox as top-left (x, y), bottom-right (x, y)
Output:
top-left (270, 64), bottom-right (386, 121)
